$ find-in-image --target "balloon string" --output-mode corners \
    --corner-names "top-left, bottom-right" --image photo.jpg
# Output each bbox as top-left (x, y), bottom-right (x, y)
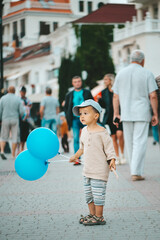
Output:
top-left (49, 152), bottom-right (119, 180)
top-left (47, 152), bottom-right (84, 165)
top-left (58, 152), bottom-right (70, 160)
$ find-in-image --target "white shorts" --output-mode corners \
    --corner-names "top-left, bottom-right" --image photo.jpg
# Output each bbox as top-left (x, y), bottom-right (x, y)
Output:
top-left (1, 119), bottom-right (19, 143)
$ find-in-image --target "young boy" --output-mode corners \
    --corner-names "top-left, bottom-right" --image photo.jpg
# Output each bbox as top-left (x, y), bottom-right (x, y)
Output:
top-left (70, 99), bottom-right (116, 226)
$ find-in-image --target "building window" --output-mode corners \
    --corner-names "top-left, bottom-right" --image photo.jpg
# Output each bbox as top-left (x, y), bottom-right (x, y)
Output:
top-left (13, 21), bottom-right (17, 40)
top-left (127, 48), bottom-right (130, 64)
top-left (98, 2), bottom-right (104, 8)
top-left (39, 22), bottom-right (50, 35)
top-left (79, 1), bottom-right (84, 12)
top-left (20, 19), bottom-right (25, 38)
top-left (22, 73), bottom-right (29, 85)
top-left (53, 69), bottom-right (59, 78)
top-left (35, 72), bottom-right (39, 83)
top-left (88, 2), bottom-right (92, 14)
top-left (153, 4), bottom-right (158, 19)
top-left (47, 70), bottom-right (54, 81)
top-left (53, 22), bottom-right (58, 31)
top-left (118, 50), bottom-right (121, 58)
top-left (31, 84), bottom-right (36, 94)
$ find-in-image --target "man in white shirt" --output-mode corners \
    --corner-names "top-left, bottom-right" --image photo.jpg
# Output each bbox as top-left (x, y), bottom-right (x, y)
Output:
top-left (112, 50), bottom-right (158, 181)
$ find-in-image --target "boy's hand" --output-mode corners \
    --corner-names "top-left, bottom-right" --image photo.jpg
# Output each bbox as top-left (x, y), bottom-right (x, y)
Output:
top-left (109, 159), bottom-right (116, 171)
top-left (69, 149), bottom-right (83, 163)
top-left (69, 155), bottom-right (77, 163)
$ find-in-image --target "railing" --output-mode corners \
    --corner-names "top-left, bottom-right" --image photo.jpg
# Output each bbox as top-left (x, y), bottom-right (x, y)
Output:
top-left (7, 2), bottom-right (26, 14)
top-left (6, 1), bottom-right (71, 15)
top-left (31, 2), bottom-right (70, 10)
top-left (114, 13), bottom-right (160, 41)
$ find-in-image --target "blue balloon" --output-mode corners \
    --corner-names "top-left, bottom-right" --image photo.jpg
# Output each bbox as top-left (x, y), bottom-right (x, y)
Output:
top-left (27, 127), bottom-right (59, 160)
top-left (15, 150), bottom-right (48, 181)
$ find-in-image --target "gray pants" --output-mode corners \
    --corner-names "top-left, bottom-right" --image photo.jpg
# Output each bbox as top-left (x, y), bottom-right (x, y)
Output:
top-left (123, 121), bottom-right (149, 176)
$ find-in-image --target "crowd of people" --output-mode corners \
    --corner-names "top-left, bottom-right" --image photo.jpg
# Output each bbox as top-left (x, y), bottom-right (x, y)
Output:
top-left (0, 86), bottom-right (31, 159)
top-left (0, 50), bottom-right (159, 166)
top-left (0, 49), bottom-right (159, 226)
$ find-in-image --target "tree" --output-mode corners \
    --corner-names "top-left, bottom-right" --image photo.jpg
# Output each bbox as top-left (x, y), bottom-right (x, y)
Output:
top-left (75, 25), bottom-right (115, 88)
top-left (58, 55), bottom-right (82, 107)
top-left (58, 24), bottom-right (115, 105)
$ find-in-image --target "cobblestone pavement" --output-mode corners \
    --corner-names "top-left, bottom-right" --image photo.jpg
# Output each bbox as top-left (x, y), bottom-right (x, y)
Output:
top-left (0, 137), bottom-right (160, 240)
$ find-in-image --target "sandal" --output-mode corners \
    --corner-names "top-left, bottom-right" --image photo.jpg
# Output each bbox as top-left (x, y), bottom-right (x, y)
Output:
top-left (93, 216), bottom-right (106, 225)
top-left (83, 215), bottom-right (106, 226)
top-left (79, 214), bottom-right (93, 224)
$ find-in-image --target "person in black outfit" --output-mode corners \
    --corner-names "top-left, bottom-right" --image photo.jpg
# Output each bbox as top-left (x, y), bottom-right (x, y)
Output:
top-left (64, 76), bottom-right (93, 165)
top-left (19, 86), bottom-right (32, 152)
top-left (98, 74), bottom-right (125, 164)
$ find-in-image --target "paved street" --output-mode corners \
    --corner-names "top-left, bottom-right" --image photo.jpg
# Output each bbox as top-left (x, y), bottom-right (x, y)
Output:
top-left (0, 137), bottom-right (160, 240)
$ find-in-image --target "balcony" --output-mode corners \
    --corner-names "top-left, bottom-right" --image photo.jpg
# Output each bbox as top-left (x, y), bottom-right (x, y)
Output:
top-left (114, 13), bottom-right (160, 42)
top-left (5, 1), bottom-right (71, 15)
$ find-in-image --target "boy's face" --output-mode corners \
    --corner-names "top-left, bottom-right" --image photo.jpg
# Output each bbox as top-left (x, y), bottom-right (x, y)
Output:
top-left (79, 106), bottom-right (99, 125)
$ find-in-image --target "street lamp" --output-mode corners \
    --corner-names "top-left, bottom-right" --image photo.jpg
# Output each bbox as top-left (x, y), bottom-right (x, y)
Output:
top-left (0, 0), bottom-right (4, 92)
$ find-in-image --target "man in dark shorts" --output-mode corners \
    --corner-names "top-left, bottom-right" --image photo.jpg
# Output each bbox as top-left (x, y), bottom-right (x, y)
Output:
top-left (98, 74), bottom-right (126, 165)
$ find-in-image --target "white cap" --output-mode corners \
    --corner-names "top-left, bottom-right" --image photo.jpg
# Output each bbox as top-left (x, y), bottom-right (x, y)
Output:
top-left (72, 99), bottom-right (102, 116)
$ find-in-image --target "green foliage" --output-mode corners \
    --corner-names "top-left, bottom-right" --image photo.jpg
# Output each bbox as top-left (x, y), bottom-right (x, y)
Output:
top-left (58, 55), bottom-right (82, 107)
top-left (58, 24), bottom-right (115, 105)
top-left (75, 25), bottom-right (115, 89)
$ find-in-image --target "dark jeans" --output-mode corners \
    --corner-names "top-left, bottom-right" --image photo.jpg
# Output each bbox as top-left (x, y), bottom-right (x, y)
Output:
top-left (72, 117), bottom-right (83, 153)
top-left (41, 118), bottom-right (57, 134)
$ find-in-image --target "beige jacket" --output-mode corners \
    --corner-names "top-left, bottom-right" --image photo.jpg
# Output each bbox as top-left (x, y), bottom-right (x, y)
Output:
top-left (80, 126), bottom-right (116, 181)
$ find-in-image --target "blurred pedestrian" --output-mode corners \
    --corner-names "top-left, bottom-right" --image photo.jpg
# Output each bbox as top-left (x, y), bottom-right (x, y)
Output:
top-left (70, 99), bottom-right (116, 225)
top-left (59, 112), bottom-right (69, 153)
top-left (0, 86), bottom-right (25, 159)
top-left (113, 49), bottom-right (158, 181)
top-left (98, 74), bottom-right (125, 164)
top-left (19, 86), bottom-right (32, 152)
top-left (64, 76), bottom-right (93, 165)
top-left (40, 87), bottom-right (60, 133)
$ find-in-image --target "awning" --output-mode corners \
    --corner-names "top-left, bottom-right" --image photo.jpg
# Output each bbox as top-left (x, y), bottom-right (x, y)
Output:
top-left (6, 70), bottom-right (30, 81)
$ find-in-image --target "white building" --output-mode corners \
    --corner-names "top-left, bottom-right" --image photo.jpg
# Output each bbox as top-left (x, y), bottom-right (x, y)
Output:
top-left (111, 0), bottom-right (160, 77)
top-left (2, 0), bottom-right (109, 101)
top-left (3, 0), bottom-right (109, 48)
top-left (4, 42), bottom-right (59, 99)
